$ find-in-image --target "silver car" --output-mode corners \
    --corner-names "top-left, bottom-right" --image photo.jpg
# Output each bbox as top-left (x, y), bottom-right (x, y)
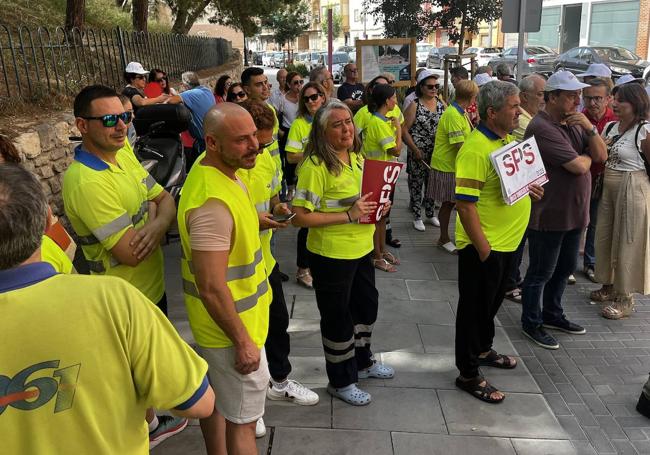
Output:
top-left (427, 47), bottom-right (457, 69)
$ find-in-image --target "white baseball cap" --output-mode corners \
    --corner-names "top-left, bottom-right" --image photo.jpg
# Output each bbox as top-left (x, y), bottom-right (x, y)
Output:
top-left (125, 61), bottom-right (149, 75)
top-left (417, 69), bottom-right (440, 85)
top-left (615, 73), bottom-right (645, 86)
top-left (545, 70), bottom-right (590, 91)
top-left (576, 63), bottom-right (612, 79)
top-left (474, 73), bottom-right (493, 87)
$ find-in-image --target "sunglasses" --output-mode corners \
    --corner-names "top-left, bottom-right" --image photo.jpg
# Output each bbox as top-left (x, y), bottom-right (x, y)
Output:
top-left (293, 79), bottom-right (305, 85)
top-left (233, 91), bottom-right (247, 98)
top-left (258, 139), bottom-right (275, 150)
top-left (424, 84), bottom-right (440, 90)
top-left (387, 80), bottom-right (395, 85)
top-left (303, 93), bottom-right (323, 102)
top-left (82, 112), bottom-right (133, 127)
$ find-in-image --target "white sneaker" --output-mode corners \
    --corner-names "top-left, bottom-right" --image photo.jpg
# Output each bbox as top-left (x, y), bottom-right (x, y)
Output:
top-left (413, 219), bottom-right (425, 231)
top-left (255, 418), bottom-right (266, 438)
top-left (427, 216), bottom-right (440, 227)
top-left (266, 379), bottom-right (320, 406)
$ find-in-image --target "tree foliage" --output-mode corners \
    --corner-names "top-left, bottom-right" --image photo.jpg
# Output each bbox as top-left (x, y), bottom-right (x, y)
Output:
top-left (368, 0), bottom-right (436, 41)
top-left (432, 0), bottom-right (503, 54)
top-left (265, 2), bottom-right (311, 48)
top-left (320, 9), bottom-right (342, 39)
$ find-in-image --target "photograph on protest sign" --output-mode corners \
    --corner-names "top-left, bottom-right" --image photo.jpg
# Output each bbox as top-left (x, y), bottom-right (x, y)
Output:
top-left (489, 136), bottom-right (548, 205)
top-left (356, 38), bottom-right (416, 87)
top-left (358, 159), bottom-right (405, 224)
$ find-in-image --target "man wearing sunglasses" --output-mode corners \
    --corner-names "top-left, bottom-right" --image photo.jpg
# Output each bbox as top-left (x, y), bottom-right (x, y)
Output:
top-left (337, 63), bottom-right (364, 113)
top-left (63, 85), bottom-right (184, 445)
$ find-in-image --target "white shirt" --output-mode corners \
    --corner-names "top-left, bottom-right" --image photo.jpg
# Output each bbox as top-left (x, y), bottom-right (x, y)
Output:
top-left (402, 92), bottom-right (417, 111)
top-left (278, 95), bottom-right (299, 129)
top-left (604, 121), bottom-right (650, 172)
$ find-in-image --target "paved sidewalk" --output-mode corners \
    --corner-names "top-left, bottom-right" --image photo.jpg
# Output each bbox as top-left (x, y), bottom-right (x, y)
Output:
top-left (153, 180), bottom-right (650, 454)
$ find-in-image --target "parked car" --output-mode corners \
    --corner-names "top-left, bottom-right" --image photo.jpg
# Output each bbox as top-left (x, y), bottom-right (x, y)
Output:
top-left (316, 51), bottom-right (351, 83)
top-left (261, 52), bottom-right (273, 67)
top-left (305, 51), bottom-right (323, 71)
top-left (462, 47), bottom-right (503, 67)
top-left (487, 46), bottom-right (558, 78)
top-left (427, 47), bottom-right (457, 69)
top-left (271, 52), bottom-right (285, 68)
top-left (554, 46), bottom-right (650, 80)
top-left (295, 52), bottom-right (309, 66)
top-left (416, 43), bottom-right (434, 67)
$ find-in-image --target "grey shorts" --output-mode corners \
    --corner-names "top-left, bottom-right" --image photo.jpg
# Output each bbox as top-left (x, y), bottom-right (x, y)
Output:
top-left (199, 346), bottom-right (270, 424)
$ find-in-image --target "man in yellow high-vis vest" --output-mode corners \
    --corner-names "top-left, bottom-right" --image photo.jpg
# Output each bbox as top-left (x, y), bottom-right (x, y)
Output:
top-left (177, 103), bottom-right (272, 455)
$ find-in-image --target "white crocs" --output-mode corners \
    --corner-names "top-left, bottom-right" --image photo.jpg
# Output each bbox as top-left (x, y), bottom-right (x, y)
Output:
top-left (358, 362), bottom-right (395, 379)
top-left (327, 384), bottom-right (372, 406)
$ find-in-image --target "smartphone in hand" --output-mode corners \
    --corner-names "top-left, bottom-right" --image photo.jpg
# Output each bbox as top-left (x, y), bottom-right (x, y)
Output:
top-left (270, 213), bottom-right (296, 223)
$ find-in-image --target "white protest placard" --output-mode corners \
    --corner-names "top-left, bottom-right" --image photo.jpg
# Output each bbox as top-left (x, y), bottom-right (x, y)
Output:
top-left (489, 136), bottom-right (548, 205)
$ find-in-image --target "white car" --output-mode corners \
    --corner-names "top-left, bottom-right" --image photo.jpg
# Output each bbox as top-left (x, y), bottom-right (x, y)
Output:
top-left (416, 43), bottom-right (434, 67)
top-left (262, 52), bottom-right (273, 67)
top-left (463, 47), bottom-right (503, 68)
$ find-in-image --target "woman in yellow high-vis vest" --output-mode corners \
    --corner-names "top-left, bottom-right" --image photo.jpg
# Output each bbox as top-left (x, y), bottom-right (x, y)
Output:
top-left (292, 100), bottom-right (395, 406)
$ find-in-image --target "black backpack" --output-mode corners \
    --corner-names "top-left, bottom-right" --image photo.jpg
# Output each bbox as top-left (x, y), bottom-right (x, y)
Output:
top-left (604, 120), bottom-right (650, 178)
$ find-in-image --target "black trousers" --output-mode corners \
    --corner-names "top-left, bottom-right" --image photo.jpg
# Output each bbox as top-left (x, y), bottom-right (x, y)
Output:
top-left (309, 251), bottom-right (378, 388)
top-left (156, 292), bottom-right (168, 316)
top-left (265, 264), bottom-right (292, 381)
top-left (297, 228), bottom-right (309, 269)
top-left (279, 125), bottom-right (296, 186)
top-left (455, 245), bottom-right (513, 379)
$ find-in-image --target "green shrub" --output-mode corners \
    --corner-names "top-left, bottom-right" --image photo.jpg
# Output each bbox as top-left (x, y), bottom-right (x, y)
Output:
top-left (285, 63), bottom-right (309, 77)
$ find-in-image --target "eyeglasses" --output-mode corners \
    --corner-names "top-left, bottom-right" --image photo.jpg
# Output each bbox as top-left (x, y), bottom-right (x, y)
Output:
top-left (233, 91), bottom-right (247, 98)
top-left (258, 139), bottom-right (275, 150)
top-left (82, 112), bottom-right (133, 127)
top-left (303, 93), bottom-right (323, 102)
top-left (424, 84), bottom-right (440, 90)
top-left (293, 79), bottom-right (305, 85)
top-left (387, 80), bottom-right (395, 85)
top-left (583, 95), bottom-right (604, 104)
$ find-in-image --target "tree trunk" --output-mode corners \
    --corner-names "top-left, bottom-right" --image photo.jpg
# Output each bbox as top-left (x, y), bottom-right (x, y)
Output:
top-left (458, 14), bottom-right (466, 55)
top-left (132, 0), bottom-right (148, 32)
top-left (65, 0), bottom-right (85, 31)
top-left (171, 0), bottom-right (211, 35)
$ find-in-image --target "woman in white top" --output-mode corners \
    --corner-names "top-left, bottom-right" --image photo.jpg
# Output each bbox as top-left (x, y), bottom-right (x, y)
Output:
top-left (276, 71), bottom-right (304, 199)
top-left (592, 83), bottom-right (650, 319)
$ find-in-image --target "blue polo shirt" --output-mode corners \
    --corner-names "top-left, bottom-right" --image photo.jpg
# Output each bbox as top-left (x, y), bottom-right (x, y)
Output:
top-left (180, 86), bottom-right (216, 150)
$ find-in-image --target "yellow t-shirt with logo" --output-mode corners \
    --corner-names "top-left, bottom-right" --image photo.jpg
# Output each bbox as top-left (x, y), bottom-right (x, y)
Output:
top-left (431, 102), bottom-right (472, 173)
top-left (361, 113), bottom-right (397, 161)
top-left (455, 125), bottom-right (531, 252)
top-left (0, 266), bottom-right (208, 455)
top-left (63, 146), bottom-right (165, 303)
top-left (293, 152), bottom-right (375, 259)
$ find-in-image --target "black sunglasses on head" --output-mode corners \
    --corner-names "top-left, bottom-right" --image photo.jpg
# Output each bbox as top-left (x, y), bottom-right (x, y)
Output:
top-left (303, 93), bottom-right (323, 102)
top-left (82, 112), bottom-right (133, 127)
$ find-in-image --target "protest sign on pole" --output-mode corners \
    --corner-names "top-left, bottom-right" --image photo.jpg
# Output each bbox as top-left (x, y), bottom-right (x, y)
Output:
top-left (489, 136), bottom-right (548, 205)
top-left (359, 159), bottom-right (404, 224)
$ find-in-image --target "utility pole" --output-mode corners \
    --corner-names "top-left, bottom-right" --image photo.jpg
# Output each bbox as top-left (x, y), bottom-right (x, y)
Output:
top-left (327, 8), bottom-right (333, 74)
top-left (515, 0), bottom-right (527, 81)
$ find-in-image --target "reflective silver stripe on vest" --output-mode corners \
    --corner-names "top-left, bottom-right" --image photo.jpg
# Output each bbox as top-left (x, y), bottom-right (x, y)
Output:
top-left (294, 189), bottom-right (321, 207)
top-left (131, 201), bottom-right (148, 226)
top-left (324, 194), bottom-right (360, 208)
top-left (143, 174), bottom-right (156, 190)
top-left (355, 336), bottom-right (371, 347)
top-left (379, 136), bottom-right (394, 147)
top-left (286, 140), bottom-right (302, 149)
top-left (273, 133), bottom-right (278, 141)
top-left (92, 212), bottom-right (132, 242)
top-left (271, 172), bottom-right (280, 191)
top-left (365, 149), bottom-right (383, 159)
top-left (322, 335), bottom-right (354, 351)
top-left (324, 350), bottom-right (355, 364)
top-left (255, 200), bottom-right (270, 213)
top-left (269, 147), bottom-right (280, 157)
top-left (182, 276), bottom-right (268, 313)
top-left (226, 248), bottom-right (263, 281)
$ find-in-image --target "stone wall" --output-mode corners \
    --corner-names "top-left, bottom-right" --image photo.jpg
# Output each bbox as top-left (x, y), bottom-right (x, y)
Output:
top-left (6, 55), bottom-right (244, 221)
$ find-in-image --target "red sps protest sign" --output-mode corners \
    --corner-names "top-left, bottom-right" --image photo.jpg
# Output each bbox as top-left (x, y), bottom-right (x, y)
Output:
top-left (490, 136), bottom-right (548, 205)
top-left (359, 159), bottom-right (404, 224)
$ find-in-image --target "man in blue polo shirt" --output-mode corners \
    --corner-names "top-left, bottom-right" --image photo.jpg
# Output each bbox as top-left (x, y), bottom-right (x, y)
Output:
top-left (0, 164), bottom-right (215, 453)
top-left (179, 71), bottom-right (216, 152)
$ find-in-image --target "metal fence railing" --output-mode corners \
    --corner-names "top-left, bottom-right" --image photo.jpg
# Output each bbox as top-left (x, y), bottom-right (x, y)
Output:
top-left (0, 25), bottom-right (232, 100)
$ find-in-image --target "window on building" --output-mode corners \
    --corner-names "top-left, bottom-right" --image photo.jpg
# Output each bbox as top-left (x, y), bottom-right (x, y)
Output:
top-left (354, 9), bottom-right (360, 22)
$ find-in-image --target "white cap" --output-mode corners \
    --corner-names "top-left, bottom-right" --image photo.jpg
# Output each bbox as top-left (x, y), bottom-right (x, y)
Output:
top-left (417, 69), bottom-right (439, 84)
top-left (474, 73), bottom-right (493, 87)
top-left (576, 63), bottom-right (612, 79)
top-left (545, 70), bottom-right (590, 91)
top-left (615, 73), bottom-right (645, 86)
top-left (125, 61), bottom-right (148, 75)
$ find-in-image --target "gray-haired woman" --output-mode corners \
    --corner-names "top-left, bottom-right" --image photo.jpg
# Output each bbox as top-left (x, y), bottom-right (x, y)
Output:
top-left (591, 83), bottom-right (650, 319)
top-left (292, 100), bottom-right (395, 406)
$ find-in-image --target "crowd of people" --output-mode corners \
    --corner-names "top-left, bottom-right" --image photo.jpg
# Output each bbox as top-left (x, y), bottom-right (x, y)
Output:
top-left (3, 56), bottom-right (650, 453)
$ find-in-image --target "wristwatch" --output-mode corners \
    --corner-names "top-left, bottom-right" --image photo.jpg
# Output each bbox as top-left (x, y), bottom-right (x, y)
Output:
top-left (587, 125), bottom-right (598, 137)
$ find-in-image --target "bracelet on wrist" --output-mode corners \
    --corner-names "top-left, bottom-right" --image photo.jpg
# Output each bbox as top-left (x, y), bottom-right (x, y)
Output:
top-left (346, 210), bottom-right (353, 223)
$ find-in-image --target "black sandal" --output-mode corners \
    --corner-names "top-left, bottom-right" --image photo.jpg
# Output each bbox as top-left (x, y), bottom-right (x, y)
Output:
top-left (455, 376), bottom-right (505, 404)
top-left (478, 349), bottom-right (517, 369)
top-left (386, 237), bottom-right (402, 248)
top-left (504, 288), bottom-right (522, 303)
